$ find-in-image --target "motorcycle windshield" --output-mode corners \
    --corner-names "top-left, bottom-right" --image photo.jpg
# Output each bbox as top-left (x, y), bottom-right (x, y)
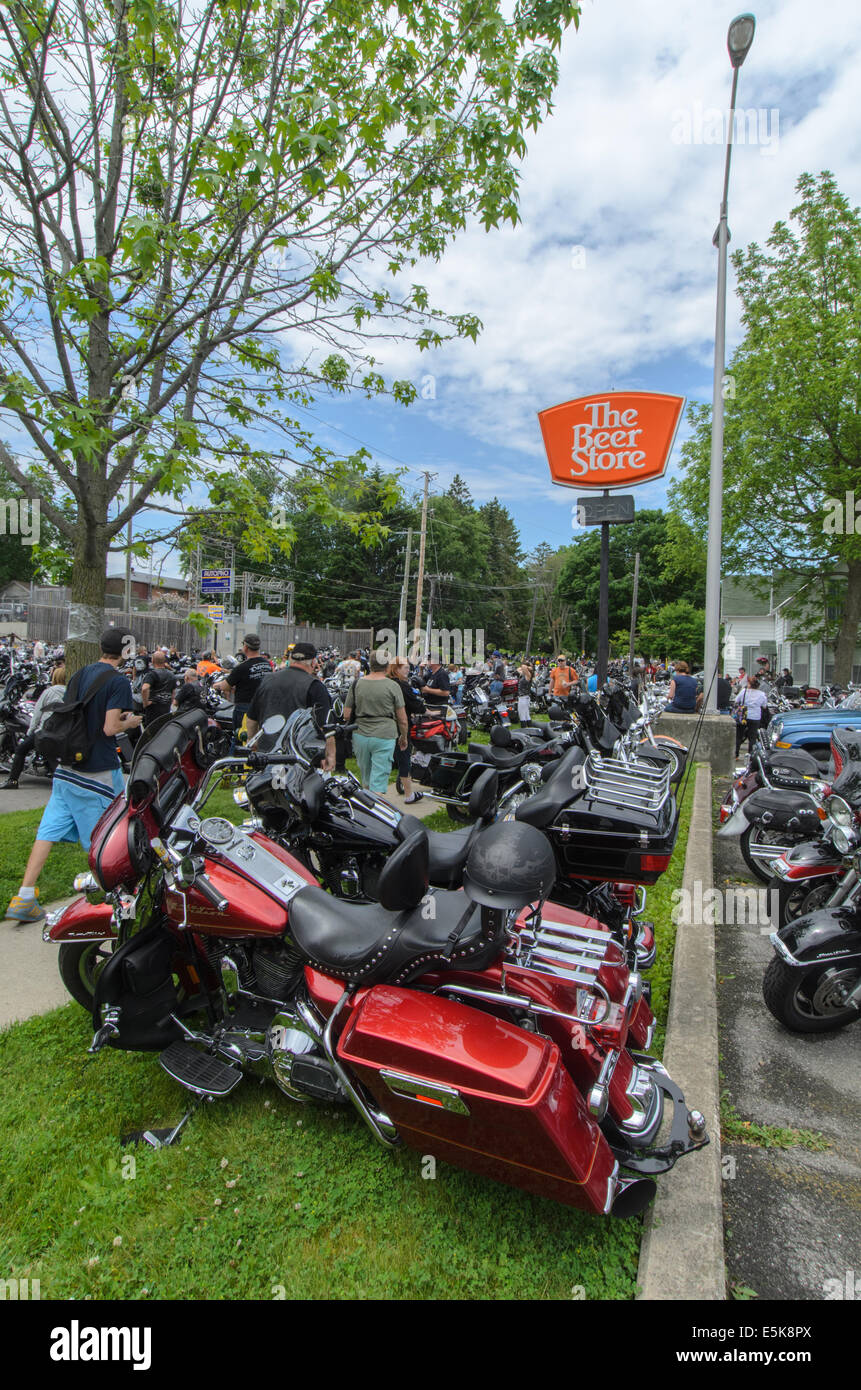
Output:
top-left (275, 708), bottom-right (327, 766)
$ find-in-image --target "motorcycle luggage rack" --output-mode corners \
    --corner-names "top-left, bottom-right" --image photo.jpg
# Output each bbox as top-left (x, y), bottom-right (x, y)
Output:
top-left (510, 916), bottom-right (612, 992)
top-left (582, 751), bottom-right (671, 813)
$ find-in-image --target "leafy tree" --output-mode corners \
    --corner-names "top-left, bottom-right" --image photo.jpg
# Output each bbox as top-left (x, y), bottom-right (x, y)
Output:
top-left (556, 509), bottom-right (698, 647)
top-left (638, 599), bottom-right (705, 668)
top-left (0, 0), bottom-right (579, 665)
top-left (671, 171), bottom-right (861, 683)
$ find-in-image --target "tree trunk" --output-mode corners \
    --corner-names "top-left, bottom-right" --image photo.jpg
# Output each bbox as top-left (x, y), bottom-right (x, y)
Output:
top-left (65, 521), bottom-right (110, 676)
top-left (833, 560), bottom-right (861, 686)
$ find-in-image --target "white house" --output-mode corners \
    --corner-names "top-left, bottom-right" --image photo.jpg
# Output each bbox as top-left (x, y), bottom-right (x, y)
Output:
top-left (721, 575), bottom-right (861, 686)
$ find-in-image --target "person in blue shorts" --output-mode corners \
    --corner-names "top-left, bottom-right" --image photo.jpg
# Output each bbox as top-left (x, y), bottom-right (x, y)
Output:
top-left (5, 628), bottom-right (142, 924)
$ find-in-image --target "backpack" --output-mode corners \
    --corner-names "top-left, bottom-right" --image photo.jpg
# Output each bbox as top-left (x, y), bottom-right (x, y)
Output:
top-left (34, 665), bottom-right (116, 767)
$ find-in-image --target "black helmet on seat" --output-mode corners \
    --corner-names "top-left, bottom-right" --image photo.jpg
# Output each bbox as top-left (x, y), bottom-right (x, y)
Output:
top-left (462, 820), bottom-right (556, 909)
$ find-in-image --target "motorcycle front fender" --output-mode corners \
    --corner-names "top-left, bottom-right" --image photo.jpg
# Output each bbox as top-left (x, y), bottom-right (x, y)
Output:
top-left (43, 896), bottom-right (117, 943)
top-left (772, 904), bottom-right (861, 967)
top-left (775, 837), bottom-right (843, 878)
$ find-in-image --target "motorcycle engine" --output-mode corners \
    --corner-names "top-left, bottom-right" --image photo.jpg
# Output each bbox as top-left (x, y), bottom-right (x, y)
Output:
top-left (251, 940), bottom-right (304, 1000)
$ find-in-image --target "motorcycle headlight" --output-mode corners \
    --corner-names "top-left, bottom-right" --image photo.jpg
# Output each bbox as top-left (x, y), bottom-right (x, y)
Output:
top-left (827, 795), bottom-right (853, 830)
top-left (831, 825), bottom-right (856, 856)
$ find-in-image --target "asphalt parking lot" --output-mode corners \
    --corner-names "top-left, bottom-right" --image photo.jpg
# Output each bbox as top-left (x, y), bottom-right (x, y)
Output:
top-left (713, 775), bottom-right (861, 1301)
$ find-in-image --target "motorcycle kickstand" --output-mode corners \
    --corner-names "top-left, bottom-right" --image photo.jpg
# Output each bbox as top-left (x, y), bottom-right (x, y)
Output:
top-left (123, 1094), bottom-right (206, 1150)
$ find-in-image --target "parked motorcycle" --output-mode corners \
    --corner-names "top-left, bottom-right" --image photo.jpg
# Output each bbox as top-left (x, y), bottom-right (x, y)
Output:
top-left (44, 707), bottom-right (707, 1216)
top-left (764, 827), bottom-right (861, 1032)
top-left (459, 673), bottom-right (511, 734)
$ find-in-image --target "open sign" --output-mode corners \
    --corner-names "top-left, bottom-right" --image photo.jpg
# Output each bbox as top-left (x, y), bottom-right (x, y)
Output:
top-left (538, 391), bottom-right (685, 490)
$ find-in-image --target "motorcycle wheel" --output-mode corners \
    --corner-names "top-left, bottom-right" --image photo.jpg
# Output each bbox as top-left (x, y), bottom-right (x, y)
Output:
top-left (740, 824), bottom-right (805, 885)
top-left (638, 744), bottom-right (684, 784)
top-left (762, 956), bottom-right (860, 1033)
top-left (775, 876), bottom-right (842, 929)
top-left (58, 940), bottom-right (116, 1011)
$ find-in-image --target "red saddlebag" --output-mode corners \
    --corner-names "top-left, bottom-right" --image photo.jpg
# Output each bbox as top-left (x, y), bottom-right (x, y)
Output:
top-left (336, 984), bottom-right (619, 1214)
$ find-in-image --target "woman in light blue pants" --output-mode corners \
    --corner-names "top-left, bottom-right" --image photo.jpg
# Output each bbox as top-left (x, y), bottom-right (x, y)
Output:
top-left (343, 654), bottom-right (409, 798)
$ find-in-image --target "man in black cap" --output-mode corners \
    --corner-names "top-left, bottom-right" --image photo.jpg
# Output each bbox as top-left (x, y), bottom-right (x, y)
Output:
top-left (214, 633), bottom-right (273, 749)
top-left (5, 627), bottom-right (142, 923)
top-left (245, 641), bottom-right (336, 770)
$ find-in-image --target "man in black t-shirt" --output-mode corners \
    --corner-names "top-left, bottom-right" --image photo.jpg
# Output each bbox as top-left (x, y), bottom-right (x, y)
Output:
top-left (215, 633), bottom-right (273, 749)
top-left (5, 628), bottom-right (142, 923)
top-left (141, 651), bottom-right (179, 727)
top-left (419, 661), bottom-right (451, 705)
top-left (245, 641), bottom-right (335, 770)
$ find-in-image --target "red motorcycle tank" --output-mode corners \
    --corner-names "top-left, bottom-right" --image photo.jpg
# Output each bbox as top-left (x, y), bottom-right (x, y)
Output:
top-left (164, 833), bottom-right (316, 938)
top-left (336, 984), bottom-right (619, 1213)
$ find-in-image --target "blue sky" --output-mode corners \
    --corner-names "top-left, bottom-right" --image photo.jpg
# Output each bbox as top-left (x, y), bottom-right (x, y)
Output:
top-left (111, 0), bottom-right (861, 577)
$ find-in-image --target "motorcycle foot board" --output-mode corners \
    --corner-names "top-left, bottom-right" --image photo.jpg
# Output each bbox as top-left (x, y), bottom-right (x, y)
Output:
top-left (158, 1040), bottom-right (243, 1098)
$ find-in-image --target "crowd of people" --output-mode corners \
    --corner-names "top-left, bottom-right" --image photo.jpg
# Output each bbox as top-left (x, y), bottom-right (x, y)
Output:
top-left (0, 626), bottom-right (806, 924)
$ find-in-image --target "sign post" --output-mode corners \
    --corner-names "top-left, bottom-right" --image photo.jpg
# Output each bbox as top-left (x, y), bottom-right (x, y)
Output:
top-left (538, 392), bottom-right (685, 683)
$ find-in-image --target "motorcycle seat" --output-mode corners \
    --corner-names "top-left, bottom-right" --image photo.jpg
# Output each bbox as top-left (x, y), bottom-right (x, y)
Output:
top-left (467, 742), bottom-right (528, 769)
top-left (289, 848), bottom-right (486, 987)
top-left (514, 745), bottom-right (587, 829)
top-left (761, 748), bottom-right (820, 777)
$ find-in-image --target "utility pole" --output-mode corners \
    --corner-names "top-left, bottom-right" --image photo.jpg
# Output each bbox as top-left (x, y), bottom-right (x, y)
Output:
top-left (424, 574), bottom-right (436, 660)
top-left (398, 528), bottom-right (413, 658)
top-left (412, 471), bottom-right (434, 643)
top-left (628, 551), bottom-right (640, 671)
top-left (525, 588), bottom-right (539, 661)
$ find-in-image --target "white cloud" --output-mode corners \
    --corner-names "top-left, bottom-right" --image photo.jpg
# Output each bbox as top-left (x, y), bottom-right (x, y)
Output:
top-left (338, 0), bottom-right (861, 481)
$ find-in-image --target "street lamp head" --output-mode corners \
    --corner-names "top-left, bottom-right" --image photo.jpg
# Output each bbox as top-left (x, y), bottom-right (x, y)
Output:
top-left (728, 13), bottom-right (755, 67)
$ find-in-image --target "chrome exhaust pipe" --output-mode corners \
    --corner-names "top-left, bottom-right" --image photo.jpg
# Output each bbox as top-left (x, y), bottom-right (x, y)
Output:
top-left (611, 1176), bottom-right (657, 1219)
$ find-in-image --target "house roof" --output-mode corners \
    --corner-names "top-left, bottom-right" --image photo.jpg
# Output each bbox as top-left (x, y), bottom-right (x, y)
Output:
top-left (721, 575), bottom-right (808, 618)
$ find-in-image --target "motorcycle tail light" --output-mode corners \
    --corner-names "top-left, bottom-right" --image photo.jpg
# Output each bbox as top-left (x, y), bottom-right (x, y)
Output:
top-left (719, 805), bottom-right (730, 824)
top-left (640, 854), bottom-right (671, 872)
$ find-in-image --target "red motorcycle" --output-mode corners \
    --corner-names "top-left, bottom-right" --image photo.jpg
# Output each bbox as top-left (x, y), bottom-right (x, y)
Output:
top-left (44, 709), bottom-right (707, 1218)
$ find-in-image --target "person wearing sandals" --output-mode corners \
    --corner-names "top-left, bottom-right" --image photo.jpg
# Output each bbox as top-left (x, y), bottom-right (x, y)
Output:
top-left (387, 657), bottom-right (425, 804)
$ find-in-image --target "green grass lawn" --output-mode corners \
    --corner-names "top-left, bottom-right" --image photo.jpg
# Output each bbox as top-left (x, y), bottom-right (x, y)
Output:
top-left (0, 1006), bottom-right (641, 1300)
top-left (0, 729), bottom-right (696, 1299)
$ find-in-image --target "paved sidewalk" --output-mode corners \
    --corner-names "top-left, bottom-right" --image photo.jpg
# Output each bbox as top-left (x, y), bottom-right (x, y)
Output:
top-left (0, 899), bottom-right (75, 1029)
top-left (0, 781), bottom-right (53, 813)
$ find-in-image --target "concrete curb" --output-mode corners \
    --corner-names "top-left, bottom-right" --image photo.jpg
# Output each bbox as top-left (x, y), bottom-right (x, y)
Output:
top-left (637, 763), bottom-right (726, 1301)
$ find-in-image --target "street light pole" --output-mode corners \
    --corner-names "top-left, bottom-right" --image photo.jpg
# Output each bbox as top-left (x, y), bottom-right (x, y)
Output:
top-left (703, 13), bottom-right (756, 712)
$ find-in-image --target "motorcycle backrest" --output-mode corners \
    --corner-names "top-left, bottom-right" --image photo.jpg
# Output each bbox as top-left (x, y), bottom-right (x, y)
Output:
top-left (547, 702), bottom-right (567, 722)
top-left (468, 767), bottom-right (499, 822)
top-left (378, 826), bottom-right (429, 911)
top-left (490, 724), bottom-right (513, 748)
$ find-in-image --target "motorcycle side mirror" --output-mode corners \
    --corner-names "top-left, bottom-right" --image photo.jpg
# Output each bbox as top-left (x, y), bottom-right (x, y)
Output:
top-left (174, 856), bottom-right (198, 890)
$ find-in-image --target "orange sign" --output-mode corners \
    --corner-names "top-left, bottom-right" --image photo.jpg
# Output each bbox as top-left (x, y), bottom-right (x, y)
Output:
top-left (538, 391), bottom-right (685, 490)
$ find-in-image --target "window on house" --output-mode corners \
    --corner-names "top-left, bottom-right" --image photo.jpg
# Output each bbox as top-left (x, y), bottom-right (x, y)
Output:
top-left (823, 647), bottom-right (861, 686)
top-left (790, 643), bottom-right (809, 686)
